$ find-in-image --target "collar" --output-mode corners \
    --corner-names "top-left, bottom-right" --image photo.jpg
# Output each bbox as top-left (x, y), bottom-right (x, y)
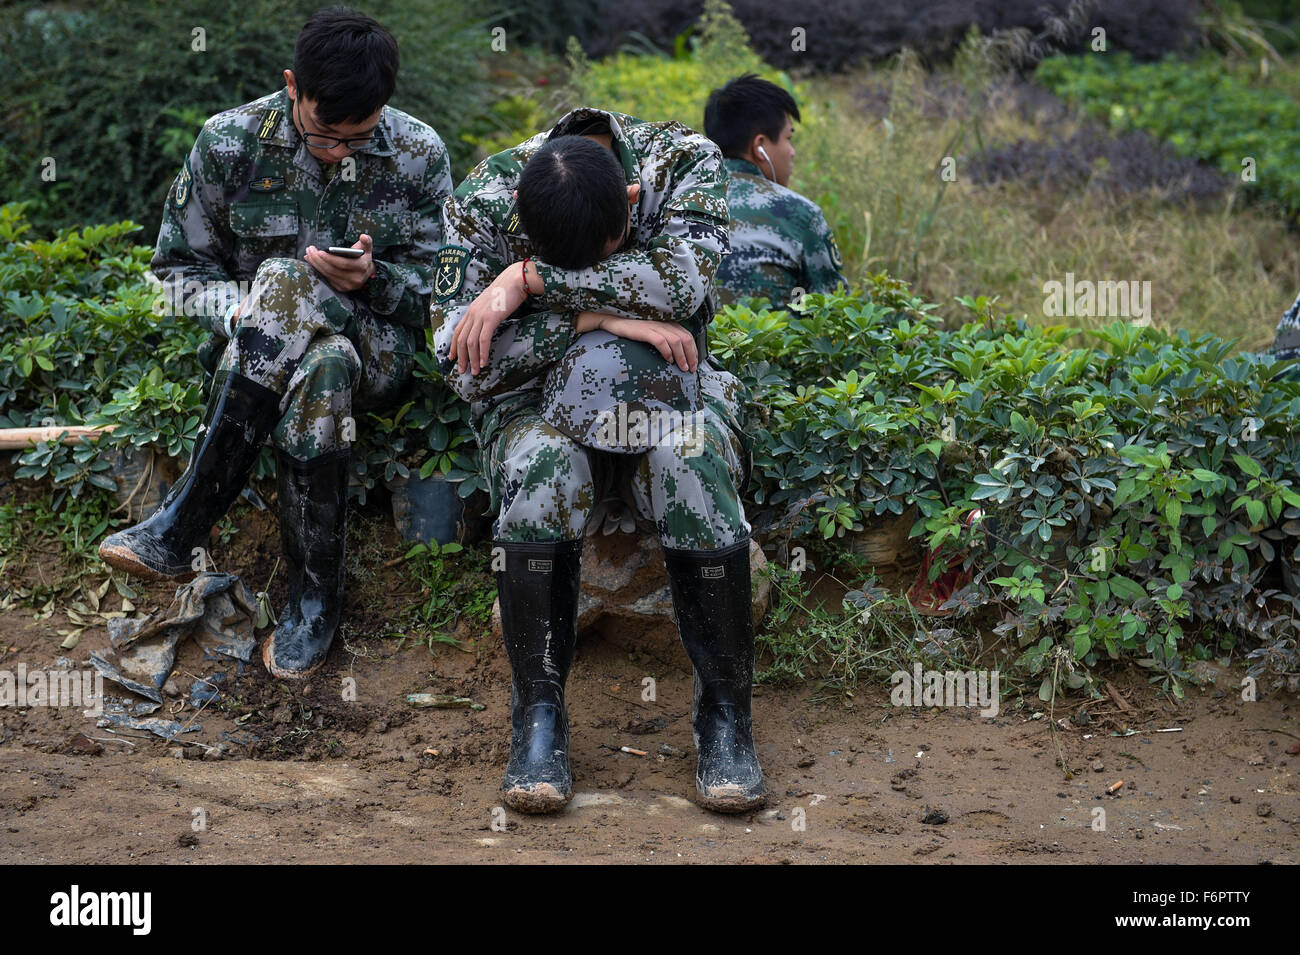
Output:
top-left (548, 107), bottom-right (640, 186)
top-left (263, 87), bottom-right (396, 158)
top-left (725, 156), bottom-right (766, 179)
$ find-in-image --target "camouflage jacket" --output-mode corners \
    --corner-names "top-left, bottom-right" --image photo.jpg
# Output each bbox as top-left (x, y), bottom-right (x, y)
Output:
top-left (430, 107), bottom-right (744, 452)
top-left (153, 86), bottom-right (451, 343)
top-left (1272, 290), bottom-right (1300, 361)
top-left (714, 157), bottom-right (846, 306)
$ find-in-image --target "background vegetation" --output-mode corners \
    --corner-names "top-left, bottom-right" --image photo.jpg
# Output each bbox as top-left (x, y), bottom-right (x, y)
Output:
top-left (0, 0), bottom-right (505, 235)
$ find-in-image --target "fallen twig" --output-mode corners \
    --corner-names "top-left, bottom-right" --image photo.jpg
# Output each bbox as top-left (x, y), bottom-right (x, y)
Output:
top-left (1246, 727), bottom-right (1300, 741)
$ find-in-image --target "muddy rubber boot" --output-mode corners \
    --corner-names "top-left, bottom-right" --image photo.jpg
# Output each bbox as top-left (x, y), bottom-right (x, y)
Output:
top-left (497, 539), bottom-right (582, 814)
top-left (664, 538), bottom-right (766, 813)
top-left (99, 372), bottom-right (280, 580)
top-left (262, 449), bottom-right (349, 680)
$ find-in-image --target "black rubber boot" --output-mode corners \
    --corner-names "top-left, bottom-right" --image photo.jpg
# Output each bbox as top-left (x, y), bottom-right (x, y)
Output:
top-left (99, 371), bottom-right (280, 580)
top-left (261, 449), bottom-right (349, 680)
top-left (497, 539), bottom-right (583, 813)
top-left (663, 538), bottom-right (767, 813)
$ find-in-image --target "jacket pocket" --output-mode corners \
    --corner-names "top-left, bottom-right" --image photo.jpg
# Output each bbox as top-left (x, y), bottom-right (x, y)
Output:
top-left (347, 209), bottom-right (414, 256)
top-left (229, 202), bottom-right (299, 278)
top-left (230, 201), bottom-right (299, 238)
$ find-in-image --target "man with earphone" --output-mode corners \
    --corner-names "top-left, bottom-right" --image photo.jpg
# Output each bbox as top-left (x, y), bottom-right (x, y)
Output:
top-left (704, 75), bottom-right (846, 306)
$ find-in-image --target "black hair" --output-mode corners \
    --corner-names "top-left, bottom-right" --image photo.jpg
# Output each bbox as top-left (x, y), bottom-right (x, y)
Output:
top-left (293, 6), bottom-right (398, 125)
top-left (703, 74), bottom-right (801, 158)
top-left (517, 135), bottom-right (628, 270)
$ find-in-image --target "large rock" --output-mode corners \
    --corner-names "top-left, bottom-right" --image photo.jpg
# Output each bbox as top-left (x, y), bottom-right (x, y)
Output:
top-left (490, 532), bottom-right (770, 641)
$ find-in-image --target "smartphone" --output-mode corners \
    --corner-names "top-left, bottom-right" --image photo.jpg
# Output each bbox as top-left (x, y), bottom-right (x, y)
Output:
top-left (327, 246), bottom-right (365, 258)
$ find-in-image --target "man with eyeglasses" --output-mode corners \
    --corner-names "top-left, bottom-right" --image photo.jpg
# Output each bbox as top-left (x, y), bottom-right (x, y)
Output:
top-left (99, 7), bottom-right (451, 679)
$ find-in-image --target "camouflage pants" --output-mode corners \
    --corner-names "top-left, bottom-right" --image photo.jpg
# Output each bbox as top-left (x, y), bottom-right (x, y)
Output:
top-left (216, 257), bottom-right (418, 460)
top-left (489, 405), bottom-right (751, 549)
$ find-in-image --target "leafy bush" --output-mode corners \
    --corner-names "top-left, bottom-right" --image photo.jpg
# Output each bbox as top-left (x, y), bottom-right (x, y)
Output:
top-left (0, 202), bottom-right (207, 504)
top-left (712, 277), bottom-right (1300, 695)
top-left (0, 0), bottom-right (502, 234)
top-left (346, 332), bottom-right (485, 506)
top-left (0, 202), bottom-right (485, 509)
top-left (1034, 51), bottom-right (1300, 222)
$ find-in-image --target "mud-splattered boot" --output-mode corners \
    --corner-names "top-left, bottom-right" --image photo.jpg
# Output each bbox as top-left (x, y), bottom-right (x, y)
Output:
top-left (497, 539), bottom-right (582, 813)
top-left (99, 371), bottom-right (280, 580)
top-left (664, 538), bottom-right (767, 813)
top-left (261, 449), bottom-right (348, 679)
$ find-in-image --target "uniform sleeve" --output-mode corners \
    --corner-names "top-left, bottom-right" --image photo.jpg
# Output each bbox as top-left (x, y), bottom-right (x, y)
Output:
top-left (801, 205), bottom-right (847, 296)
top-left (531, 138), bottom-right (730, 323)
top-left (430, 190), bottom-right (577, 404)
top-left (365, 131), bottom-right (453, 324)
top-left (151, 124), bottom-right (241, 336)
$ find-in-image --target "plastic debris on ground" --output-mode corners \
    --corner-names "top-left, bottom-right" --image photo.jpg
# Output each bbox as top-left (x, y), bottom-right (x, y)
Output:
top-left (88, 572), bottom-right (258, 704)
top-left (98, 710), bottom-right (201, 740)
top-left (189, 672), bottom-right (227, 706)
top-left (406, 693), bottom-right (484, 710)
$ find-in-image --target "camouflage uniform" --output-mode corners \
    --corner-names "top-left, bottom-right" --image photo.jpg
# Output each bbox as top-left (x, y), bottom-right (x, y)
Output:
top-left (430, 108), bottom-right (751, 549)
top-left (1272, 291), bottom-right (1300, 362)
top-left (714, 156), bottom-right (846, 307)
top-left (154, 86), bottom-right (451, 460)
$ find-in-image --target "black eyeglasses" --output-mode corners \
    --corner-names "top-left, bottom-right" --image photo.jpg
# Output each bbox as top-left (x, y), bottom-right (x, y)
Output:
top-left (294, 98), bottom-right (377, 150)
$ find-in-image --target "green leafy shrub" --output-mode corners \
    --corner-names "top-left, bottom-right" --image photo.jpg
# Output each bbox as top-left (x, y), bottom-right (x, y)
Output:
top-left (347, 333), bottom-right (485, 506)
top-left (0, 204), bottom-right (205, 429)
top-left (0, 0), bottom-right (502, 234)
top-left (712, 277), bottom-right (1300, 694)
top-left (1034, 51), bottom-right (1300, 222)
top-left (13, 435), bottom-right (116, 512)
top-left (0, 202), bottom-right (207, 506)
top-left (0, 202), bottom-right (484, 509)
top-left (397, 540), bottom-right (494, 649)
top-left (89, 368), bottom-right (204, 461)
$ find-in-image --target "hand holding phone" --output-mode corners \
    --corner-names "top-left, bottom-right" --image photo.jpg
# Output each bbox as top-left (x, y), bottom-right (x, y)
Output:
top-left (304, 234), bottom-right (373, 293)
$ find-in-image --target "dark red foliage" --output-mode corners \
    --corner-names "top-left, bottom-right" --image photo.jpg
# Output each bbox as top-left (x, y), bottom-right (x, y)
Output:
top-left (524, 0), bottom-right (1199, 73)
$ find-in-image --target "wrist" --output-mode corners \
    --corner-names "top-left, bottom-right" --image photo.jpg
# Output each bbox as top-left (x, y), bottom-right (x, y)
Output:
top-left (521, 258), bottom-right (542, 297)
top-left (221, 300), bottom-right (240, 339)
top-left (523, 259), bottom-right (545, 297)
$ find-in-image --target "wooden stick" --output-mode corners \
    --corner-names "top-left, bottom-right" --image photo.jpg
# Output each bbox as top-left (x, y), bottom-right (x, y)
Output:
top-left (0, 425), bottom-right (115, 450)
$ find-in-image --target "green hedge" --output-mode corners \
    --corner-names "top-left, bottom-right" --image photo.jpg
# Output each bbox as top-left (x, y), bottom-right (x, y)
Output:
top-left (0, 203), bottom-right (482, 507)
top-left (711, 282), bottom-right (1300, 695)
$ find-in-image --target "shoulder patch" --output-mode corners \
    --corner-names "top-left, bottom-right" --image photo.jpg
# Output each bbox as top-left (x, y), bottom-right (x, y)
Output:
top-left (433, 246), bottom-right (470, 302)
top-left (257, 107), bottom-right (283, 142)
top-left (504, 202), bottom-right (522, 236)
top-left (826, 231), bottom-right (843, 271)
top-left (174, 157), bottom-right (193, 211)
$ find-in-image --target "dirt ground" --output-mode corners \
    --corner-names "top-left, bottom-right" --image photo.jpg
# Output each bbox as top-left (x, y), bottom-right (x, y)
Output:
top-left (1, 502), bottom-right (1297, 865)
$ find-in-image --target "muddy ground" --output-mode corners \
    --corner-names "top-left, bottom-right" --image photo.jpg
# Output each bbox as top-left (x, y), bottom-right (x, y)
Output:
top-left (1, 497), bottom-right (1297, 865)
